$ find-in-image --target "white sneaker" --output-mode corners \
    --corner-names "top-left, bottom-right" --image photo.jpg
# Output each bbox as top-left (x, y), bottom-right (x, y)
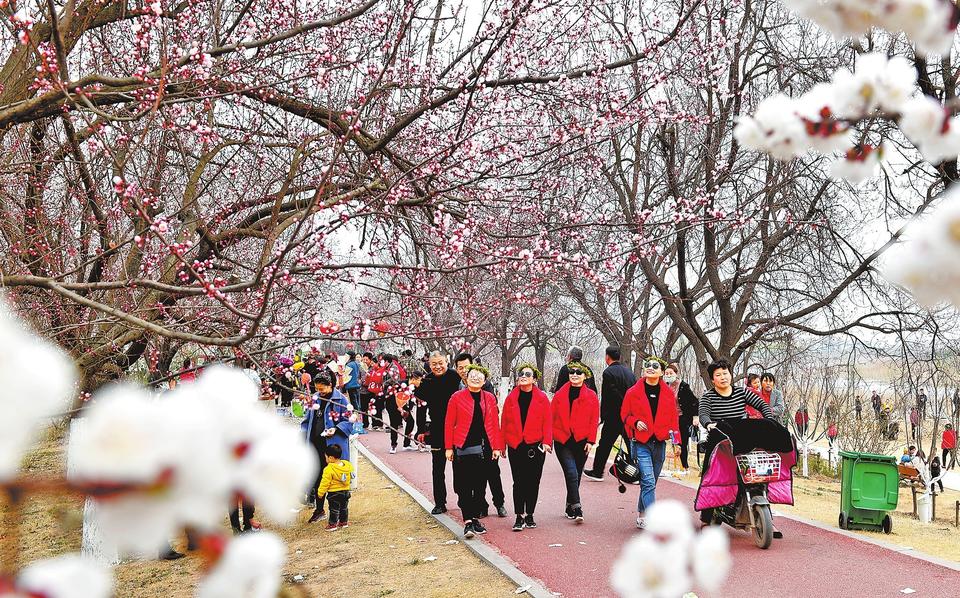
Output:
top-left (389, 446), bottom-right (397, 454)
top-left (402, 446), bottom-right (415, 451)
top-left (418, 446), bottom-right (428, 453)
top-left (636, 517), bottom-right (646, 530)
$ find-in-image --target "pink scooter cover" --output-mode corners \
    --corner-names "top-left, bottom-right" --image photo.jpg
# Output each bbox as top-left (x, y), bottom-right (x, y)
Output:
top-left (695, 438), bottom-right (797, 511)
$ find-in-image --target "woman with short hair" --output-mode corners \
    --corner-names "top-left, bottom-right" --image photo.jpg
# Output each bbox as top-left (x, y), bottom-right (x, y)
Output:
top-left (445, 365), bottom-right (504, 538)
top-left (501, 364), bottom-right (552, 531)
top-left (663, 363), bottom-right (698, 470)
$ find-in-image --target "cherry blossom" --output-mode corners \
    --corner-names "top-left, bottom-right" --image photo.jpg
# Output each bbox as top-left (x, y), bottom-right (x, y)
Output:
top-left (195, 532), bottom-right (287, 598)
top-left (13, 554), bottom-right (112, 598)
top-left (0, 296), bottom-right (77, 480)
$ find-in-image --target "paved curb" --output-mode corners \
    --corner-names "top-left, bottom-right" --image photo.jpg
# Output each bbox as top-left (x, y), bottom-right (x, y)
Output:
top-left (661, 474), bottom-right (960, 572)
top-left (357, 441), bottom-right (556, 598)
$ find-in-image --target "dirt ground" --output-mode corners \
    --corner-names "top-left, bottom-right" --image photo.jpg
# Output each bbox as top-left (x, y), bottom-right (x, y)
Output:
top-left (9, 439), bottom-right (517, 598)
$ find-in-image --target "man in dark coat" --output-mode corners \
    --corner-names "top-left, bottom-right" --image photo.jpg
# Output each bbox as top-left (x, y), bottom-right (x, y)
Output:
top-left (454, 352), bottom-right (506, 518)
top-left (553, 345), bottom-right (597, 393)
top-left (415, 351), bottom-right (463, 514)
top-left (584, 346), bottom-right (636, 481)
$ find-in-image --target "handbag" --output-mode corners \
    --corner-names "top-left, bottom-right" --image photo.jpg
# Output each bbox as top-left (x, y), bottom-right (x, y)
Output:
top-left (609, 438), bottom-right (640, 493)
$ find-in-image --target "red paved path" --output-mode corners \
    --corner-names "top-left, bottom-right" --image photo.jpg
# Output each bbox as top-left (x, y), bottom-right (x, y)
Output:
top-left (360, 431), bottom-right (960, 597)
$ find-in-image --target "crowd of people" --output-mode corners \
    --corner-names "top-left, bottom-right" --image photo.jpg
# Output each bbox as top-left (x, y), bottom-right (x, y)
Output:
top-left (289, 344), bottom-right (793, 538)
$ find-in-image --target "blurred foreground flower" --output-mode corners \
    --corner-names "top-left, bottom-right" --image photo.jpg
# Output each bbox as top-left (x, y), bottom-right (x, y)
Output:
top-left (609, 500), bottom-right (730, 598)
top-left (195, 532), bottom-right (286, 598)
top-left (884, 188), bottom-right (960, 307)
top-left (0, 296), bottom-right (77, 480)
top-left (13, 554), bottom-right (112, 598)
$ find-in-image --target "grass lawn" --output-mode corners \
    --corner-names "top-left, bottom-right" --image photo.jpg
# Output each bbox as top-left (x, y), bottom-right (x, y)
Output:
top-left (10, 437), bottom-right (517, 598)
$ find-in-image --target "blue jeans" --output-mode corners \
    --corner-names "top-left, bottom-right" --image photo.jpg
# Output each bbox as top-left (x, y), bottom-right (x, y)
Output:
top-left (631, 439), bottom-right (666, 513)
top-left (554, 439), bottom-right (588, 508)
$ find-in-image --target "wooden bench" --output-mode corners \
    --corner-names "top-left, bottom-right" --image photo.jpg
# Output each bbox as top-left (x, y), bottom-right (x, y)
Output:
top-left (898, 463), bottom-right (925, 488)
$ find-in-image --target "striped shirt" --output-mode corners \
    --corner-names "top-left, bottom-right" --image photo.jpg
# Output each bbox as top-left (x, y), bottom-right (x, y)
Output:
top-left (699, 386), bottom-right (773, 425)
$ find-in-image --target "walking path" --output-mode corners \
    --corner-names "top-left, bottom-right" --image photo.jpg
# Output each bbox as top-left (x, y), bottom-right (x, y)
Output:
top-left (360, 431), bottom-right (960, 597)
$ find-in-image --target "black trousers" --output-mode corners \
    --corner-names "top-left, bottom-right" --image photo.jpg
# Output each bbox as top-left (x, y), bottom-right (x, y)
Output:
top-left (679, 419), bottom-right (694, 469)
top-left (479, 455), bottom-right (505, 511)
top-left (327, 490), bottom-right (351, 524)
top-left (229, 499), bottom-right (255, 531)
top-left (508, 444), bottom-right (546, 515)
top-left (588, 420), bottom-right (628, 477)
top-left (385, 399), bottom-right (403, 447)
top-left (360, 390), bottom-right (373, 427)
top-left (402, 405), bottom-right (416, 447)
top-left (431, 447), bottom-right (448, 507)
top-left (310, 443), bottom-right (327, 510)
top-left (453, 453), bottom-right (488, 521)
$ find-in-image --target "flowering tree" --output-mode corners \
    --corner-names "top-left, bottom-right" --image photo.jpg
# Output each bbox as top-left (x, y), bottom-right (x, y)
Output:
top-left (0, 0), bottom-right (709, 393)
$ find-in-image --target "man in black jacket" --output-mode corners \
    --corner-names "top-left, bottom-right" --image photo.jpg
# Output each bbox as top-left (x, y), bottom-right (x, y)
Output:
top-left (584, 346), bottom-right (636, 481)
top-left (553, 345), bottom-right (597, 393)
top-left (415, 351), bottom-right (463, 514)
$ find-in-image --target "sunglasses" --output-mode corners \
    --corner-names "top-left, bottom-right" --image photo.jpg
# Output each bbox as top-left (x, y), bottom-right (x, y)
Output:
top-left (568, 370), bottom-right (587, 376)
top-left (643, 360), bottom-right (663, 370)
top-left (518, 371), bottom-right (535, 378)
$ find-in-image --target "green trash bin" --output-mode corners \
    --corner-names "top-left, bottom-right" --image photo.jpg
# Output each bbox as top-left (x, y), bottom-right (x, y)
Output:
top-left (838, 451), bottom-right (898, 533)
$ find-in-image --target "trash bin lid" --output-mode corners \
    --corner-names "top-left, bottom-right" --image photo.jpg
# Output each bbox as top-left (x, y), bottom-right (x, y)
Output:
top-left (839, 450), bottom-right (896, 463)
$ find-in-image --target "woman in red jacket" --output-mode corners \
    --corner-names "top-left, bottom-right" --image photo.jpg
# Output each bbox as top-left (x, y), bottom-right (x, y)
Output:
top-left (501, 363), bottom-right (553, 531)
top-left (621, 356), bottom-right (678, 529)
top-left (445, 364), bottom-right (504, 539)
top-left (552, 361), bottom-right (599, 523)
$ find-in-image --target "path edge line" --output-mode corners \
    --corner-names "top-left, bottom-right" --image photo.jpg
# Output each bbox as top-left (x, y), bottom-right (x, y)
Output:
top-left (357, 441), bottom-right (557, 598)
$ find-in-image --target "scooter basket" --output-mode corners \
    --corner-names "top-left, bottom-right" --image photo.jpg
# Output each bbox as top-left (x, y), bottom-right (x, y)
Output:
top-left (736, 450), bottom-right (781, 483)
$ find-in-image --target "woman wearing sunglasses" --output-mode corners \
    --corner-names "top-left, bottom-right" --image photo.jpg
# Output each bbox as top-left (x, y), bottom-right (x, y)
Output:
top-left (551, 361), bottom-right (599, 523)
top-left (501, 364), bottom-right (553, 531)
top-left (621, 356), bottom-right (679, 529)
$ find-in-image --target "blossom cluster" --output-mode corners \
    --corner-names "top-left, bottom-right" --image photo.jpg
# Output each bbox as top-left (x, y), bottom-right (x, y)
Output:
top-left (0, 298), bottom-right (317, 597)
top-left (783, 0), bottom-right (958, 55)
top-left (884, 186), bottom-right (960, 307)
top-left (735, 52), bottom-right (960, 181)
top-left (610, 501), bottom-right (731, 598)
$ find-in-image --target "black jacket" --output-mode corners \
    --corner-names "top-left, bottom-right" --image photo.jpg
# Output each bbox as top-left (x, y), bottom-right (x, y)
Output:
top-left (600, 362), bottom-right (636, 422)
top-left (553, 363), bottom-right (598, 393)
top-left (415, 369), bottom-right (462, 447)
top-left (676, 381), bottom-right (698, 423)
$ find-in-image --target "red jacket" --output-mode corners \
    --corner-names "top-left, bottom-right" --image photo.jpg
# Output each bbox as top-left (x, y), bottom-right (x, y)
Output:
top-left (621, 379), bottom-right (679, 443)
top-left (501, 386), bottom-right (552, 449)
top-left (552, 383), bottom-right (599, 444)
top-left (943, 429), bottom-right (957, 450)
top-left (444, 388), bottom-right (504, 451)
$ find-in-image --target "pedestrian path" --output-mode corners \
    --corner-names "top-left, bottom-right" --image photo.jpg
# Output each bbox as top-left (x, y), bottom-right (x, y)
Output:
top-left (360, 431), bottom-right (960, 597)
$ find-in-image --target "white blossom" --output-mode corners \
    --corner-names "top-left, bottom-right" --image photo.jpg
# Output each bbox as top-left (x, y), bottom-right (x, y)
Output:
top-left (828, 144), bottom-right (885, 183)
top-left (734, 95), bottom-right (808, 160)
top-left (0, 297), bottom-right (77, 480)
top-left (610, 534), bottom-right (690, 598)
top-left (899, 95), bottom-right (960, 163)
top-left (16, 554), bottom-right (113, 598)
top-left (691, 527), bottom-right (731, 592)
top-left (234, 418), bottom-right (319, 522)
top-left (884, 187), bottom-right (960, 307)
top-left (195, 532), bottom-right (287, 598)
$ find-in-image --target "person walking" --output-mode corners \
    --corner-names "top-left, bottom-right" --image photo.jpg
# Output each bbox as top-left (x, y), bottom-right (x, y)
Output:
top-left (942, 423), bottom-right (957, 470)
top-left (854, 396), bottom-right (863, 421)
top-left (584, 346), bottom-right (636, 481)
top-left (917, 389), bottom-right (928, 419)
top-left (415, 351), bottom-right (463, 514)
top-left (664, 363), bottom-right (698, 470)
top-left (343, 351), bottom-right (363, 414)
top-left (501, 363), bottom-right (552, 531)
top-left (553, 346), bottom-right (597, 393)
top-left (910, 406), bottom-right (921, 441)
top-left (871, 390), bottom-right (882, 420)
top-left (551, 361), bottom-right (599, 523)
top-left (381, 353), bottom-right (407, 454)
top-left (445, 365), bottom-right (504, 539)
top-left (454, 352), bottom-right (507, 518)
top-left (621, 356), bottom-right (679, 530)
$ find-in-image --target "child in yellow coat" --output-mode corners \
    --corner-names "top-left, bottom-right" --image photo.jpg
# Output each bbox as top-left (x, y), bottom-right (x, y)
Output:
top-left (315, 443), bottom-right (354, 531)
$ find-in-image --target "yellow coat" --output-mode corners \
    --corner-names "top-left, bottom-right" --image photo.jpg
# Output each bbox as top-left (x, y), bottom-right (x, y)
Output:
top-left (318, 459), bottom-right (354, 496)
